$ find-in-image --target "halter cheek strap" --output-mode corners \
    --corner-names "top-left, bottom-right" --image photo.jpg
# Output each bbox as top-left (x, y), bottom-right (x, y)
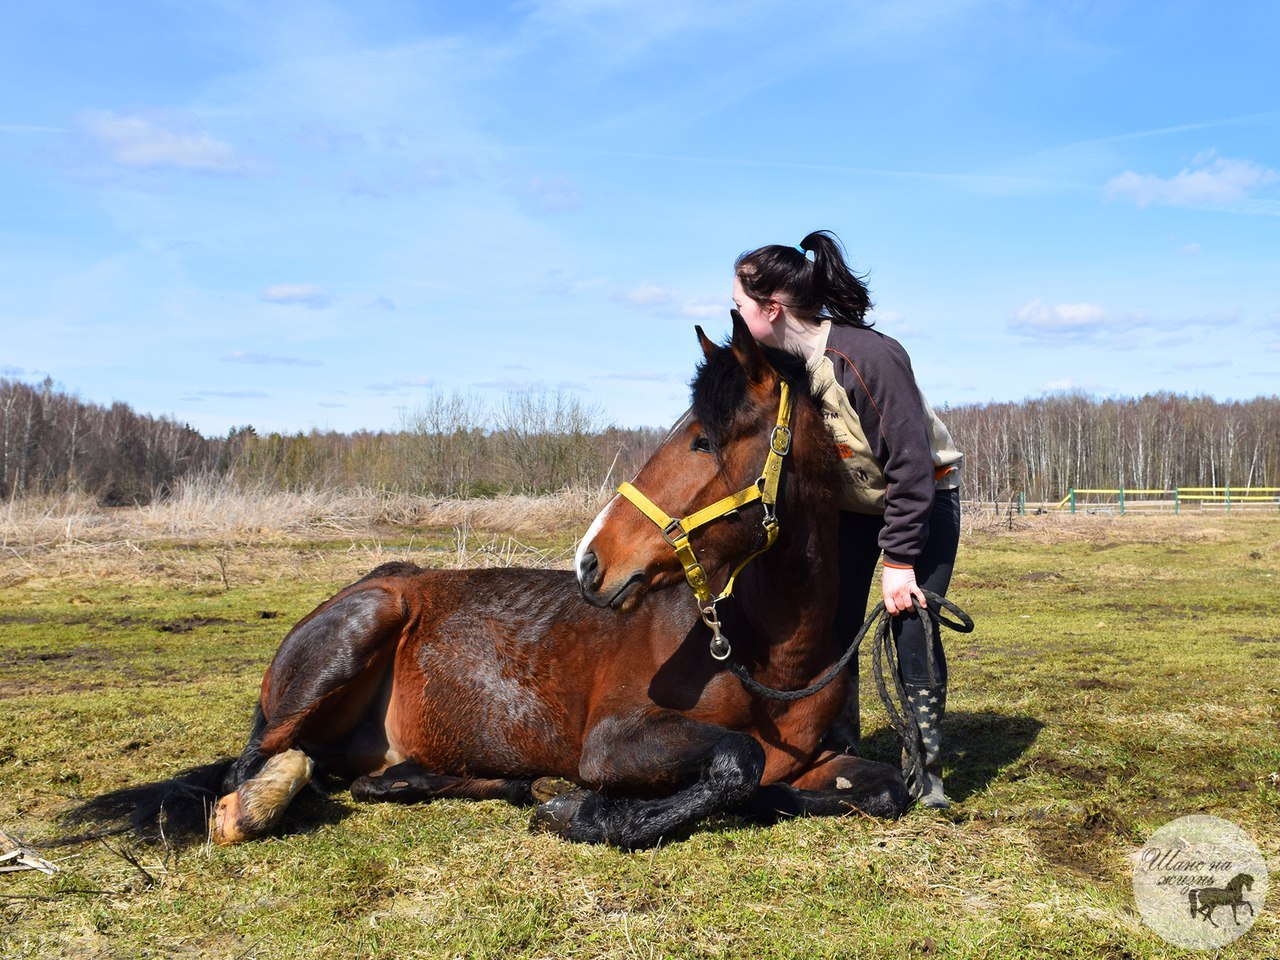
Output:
top-left (617, 381), bottom-right (793, 659)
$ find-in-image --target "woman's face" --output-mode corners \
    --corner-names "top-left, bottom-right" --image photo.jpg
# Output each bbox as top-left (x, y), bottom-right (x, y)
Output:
top-left (732, 275), bottom-right (780, 346)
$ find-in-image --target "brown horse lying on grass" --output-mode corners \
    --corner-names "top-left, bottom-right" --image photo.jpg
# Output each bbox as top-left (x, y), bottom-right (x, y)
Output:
top-left (72, 316), bottom-right (908, 850)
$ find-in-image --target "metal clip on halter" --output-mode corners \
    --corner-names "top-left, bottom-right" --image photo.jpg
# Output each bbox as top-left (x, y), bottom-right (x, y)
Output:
top-left (702, 605), bottom-right (731, 660)
top-left (770, 425), bottom-right (792, 456)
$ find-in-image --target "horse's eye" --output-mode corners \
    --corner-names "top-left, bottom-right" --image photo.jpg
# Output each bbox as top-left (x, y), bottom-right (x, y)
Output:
top-left (690, 436), bottom-right (714, 454)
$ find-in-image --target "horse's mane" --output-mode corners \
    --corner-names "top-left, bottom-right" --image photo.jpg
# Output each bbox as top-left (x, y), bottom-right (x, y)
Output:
top-left (690, 341), bottom-right (817, 444)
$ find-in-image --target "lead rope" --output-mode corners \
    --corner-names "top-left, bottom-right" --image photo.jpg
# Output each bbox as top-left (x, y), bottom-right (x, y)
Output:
top-left (725, 590), bottom-right (973, 799)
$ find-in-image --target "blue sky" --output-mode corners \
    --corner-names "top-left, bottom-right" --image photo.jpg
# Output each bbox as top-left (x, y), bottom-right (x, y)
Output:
top-left (2, 1), bottom-right (1277, 436)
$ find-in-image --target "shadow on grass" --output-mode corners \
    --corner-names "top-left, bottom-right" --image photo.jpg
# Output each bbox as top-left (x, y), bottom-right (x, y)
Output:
top-left (860, 710), bottom-right (1044, 802)
top-left (279, 779), bottom-right (361, 838)
top-left (57, 765), bottom-right (361, 849)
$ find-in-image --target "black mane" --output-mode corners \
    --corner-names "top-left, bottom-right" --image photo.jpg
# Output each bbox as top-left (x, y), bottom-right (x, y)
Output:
top-left (690, 341), bottom-right (815, 444)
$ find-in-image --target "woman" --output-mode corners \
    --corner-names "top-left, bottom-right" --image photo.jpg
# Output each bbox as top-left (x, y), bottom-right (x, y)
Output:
top-left (732, 229), bottom-right (962, 808)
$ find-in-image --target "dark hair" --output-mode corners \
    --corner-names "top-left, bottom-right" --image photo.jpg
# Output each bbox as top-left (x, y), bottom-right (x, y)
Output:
top-left (734, 229), bottom-right (873, 327)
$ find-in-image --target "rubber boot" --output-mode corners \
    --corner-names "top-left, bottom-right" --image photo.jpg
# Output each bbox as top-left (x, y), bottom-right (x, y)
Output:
top-left (906, 684), bottom-right (950, 809)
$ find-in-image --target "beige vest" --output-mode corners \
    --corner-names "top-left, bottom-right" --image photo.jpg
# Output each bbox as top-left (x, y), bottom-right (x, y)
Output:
top-left (805, 322), bottom-right (963, 515)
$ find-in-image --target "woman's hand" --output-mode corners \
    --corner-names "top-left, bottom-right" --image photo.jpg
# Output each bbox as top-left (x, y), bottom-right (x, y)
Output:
top-left (881, 563), bottom-right (927, 616)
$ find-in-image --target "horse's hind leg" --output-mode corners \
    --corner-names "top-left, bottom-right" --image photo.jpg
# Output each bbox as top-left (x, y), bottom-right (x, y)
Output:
top-left (351, 762), bottom-right (533, 806)
top-left (213, 585), bottom-right (408, 843)
top-left (212, 749), bottom-right (315, 845)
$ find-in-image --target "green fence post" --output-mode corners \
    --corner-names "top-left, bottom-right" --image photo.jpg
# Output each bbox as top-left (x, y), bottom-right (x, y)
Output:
top-left (1119, 485), bottom-right (1125, 515)
top-left (1019, 491), bottom-right (1025, 516)
top-left (1226, 486), bottom-right (1231, 513)
top-left (1174, 487), bottom-right (1180, 515)
top-left (1070, 488), bottom-right (1076, 514)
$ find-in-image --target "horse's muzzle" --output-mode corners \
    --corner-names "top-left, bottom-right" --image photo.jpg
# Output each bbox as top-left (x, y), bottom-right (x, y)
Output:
top-left (577, 550), bottom-right (644, 611)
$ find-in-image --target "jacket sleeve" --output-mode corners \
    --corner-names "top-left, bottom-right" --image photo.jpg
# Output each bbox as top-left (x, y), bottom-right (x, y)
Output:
top-left (831, 333), bottom-right (935, 567)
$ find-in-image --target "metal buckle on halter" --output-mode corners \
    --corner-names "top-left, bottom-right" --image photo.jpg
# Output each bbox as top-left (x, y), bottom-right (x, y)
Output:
top-left (662, 518), bottom-right (685, 547)
top-left (770, 425), bottom-right (792, 456)
top-left (702, 605), bottom-right (731, 660)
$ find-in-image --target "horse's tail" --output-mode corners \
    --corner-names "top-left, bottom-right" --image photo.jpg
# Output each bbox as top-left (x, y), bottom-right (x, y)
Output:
top-left (1188, 887), bottom-right (1201, 918)
top-left (59, 704), bottom-right (267, 848)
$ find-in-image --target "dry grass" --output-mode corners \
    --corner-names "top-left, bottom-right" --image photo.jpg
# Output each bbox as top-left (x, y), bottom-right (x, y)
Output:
top-left (0, 476), bottom-right (608, 549)
top-left (10, 480), bottom-right (1274, 551)
top-left (962, 504), bottom-right (1280, 549)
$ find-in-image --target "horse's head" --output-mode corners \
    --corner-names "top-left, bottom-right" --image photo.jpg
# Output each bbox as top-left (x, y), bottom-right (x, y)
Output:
top-left (576, 312), bottom-right (827, 614)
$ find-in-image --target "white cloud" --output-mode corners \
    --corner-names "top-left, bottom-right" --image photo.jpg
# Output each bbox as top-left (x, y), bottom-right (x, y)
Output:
top-left (185, 389), bottom-right (269, 399)
top-left (1010, 299), bottom-right (1109, 338)
top-left (1178, 242), bottom-right (1202, 257)
top-left (1010, 299), bottom-right (1240, 350)
top-left (261, 284), bottom-right (333, 309)
top-left (368, 375), bottom-right (437, 393)
top-left (1043, 378), bottom-right (1075, 392)
top-left (1171, 359), bottom-right (1231, 371)
top-left (867, 308), bottom-right (922, 337)
top-left (340, 160), bottom-right (451, 198)
top-left (1104, 155), bottom-right (1278, 209)
top-left (222, 351), bottom-right (321, 367)
top-left (680, 299), bottom-right (726, 320)
top-left (591, 370), bottom-right (680, 382)
top-left (521, 174), bottom-right (583, 213)
top-left (613, 282), bottom-right (676, 309)
top-left (80, 111), bottom-right (254, 174)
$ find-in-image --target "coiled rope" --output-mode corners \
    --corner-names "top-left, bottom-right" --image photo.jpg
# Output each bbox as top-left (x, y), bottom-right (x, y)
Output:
top-left (726, 590), bottom-right (974, 798)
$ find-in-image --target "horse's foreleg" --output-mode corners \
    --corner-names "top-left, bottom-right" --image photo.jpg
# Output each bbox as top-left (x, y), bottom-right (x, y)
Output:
top-left (743, 750), bottom-right (910, 823)
top-left (530, 711), bottom-right (765, 850)
top-left (212, 748), bottom-right (315, 845)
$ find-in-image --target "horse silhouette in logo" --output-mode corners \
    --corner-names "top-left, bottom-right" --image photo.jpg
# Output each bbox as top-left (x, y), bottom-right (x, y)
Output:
top-left (1189, 873), bottom-right (1256, 927)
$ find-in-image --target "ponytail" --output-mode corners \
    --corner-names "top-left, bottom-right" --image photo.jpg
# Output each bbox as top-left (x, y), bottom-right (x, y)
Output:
top-left (735, 229), bottom-right (873, 327)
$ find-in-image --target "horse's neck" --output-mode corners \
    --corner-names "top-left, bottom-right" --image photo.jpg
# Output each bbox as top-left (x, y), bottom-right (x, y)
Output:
top-left (733, 510), bottom-right (839, 662)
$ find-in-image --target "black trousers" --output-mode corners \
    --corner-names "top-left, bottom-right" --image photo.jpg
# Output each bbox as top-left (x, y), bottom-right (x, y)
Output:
top-left (834, 488), bottom-right (961, 688)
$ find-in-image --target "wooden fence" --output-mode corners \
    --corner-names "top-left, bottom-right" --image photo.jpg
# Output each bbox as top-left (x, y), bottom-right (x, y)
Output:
top-left (1055, 487), bottom-right (1280, 514)
top-left (961, 488), bottom-right (1280, 517)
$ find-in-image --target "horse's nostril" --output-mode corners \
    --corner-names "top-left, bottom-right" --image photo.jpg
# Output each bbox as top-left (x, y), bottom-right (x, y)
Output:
top-left (578, 550), bottom-right (599, 587)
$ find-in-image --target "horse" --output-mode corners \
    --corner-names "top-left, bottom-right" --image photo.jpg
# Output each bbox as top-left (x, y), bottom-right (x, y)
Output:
top-left (1189, 873), bottom-right (1255, 927)
top-left (72, 315), bottom-right (908, 850)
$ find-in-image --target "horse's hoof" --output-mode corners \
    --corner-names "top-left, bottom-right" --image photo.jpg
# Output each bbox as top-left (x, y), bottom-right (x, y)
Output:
top-left (531, 776), bottom-right (579, 803)
top-left (211, 792), bottom-right (247, 845)
top-left (210, 749), bottom-right (314, 845)
top-left (528, 790), bottom-right (589, 837)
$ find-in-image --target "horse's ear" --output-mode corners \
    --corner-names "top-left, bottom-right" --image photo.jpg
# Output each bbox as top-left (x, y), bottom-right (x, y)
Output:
top-left (729, 309), bottom-right (770, 385)
top-left (695, 325), bottom-right (717, 360)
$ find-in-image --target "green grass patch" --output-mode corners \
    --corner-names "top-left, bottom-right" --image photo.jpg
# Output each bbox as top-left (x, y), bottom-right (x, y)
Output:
top-left (2, 514), bottom-right (1277, 958)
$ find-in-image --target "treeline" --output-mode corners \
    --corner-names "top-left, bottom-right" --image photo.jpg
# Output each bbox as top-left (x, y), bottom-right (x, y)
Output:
top-left (1, 378), bottom-right (217, 505)
top-left (3, 376), bottom-right (1278, 506)
top-left (0, 377), bottom-right (662, 503)
top-left (944, 392), bottom-right (1280, 503)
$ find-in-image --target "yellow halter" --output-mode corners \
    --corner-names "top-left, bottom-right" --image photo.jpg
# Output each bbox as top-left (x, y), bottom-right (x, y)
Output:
top-left (617, 381), bottom-right (794, 660)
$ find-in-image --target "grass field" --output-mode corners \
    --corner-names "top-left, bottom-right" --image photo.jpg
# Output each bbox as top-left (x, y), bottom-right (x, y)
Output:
top-left (1, 492), bottom-right (1278, 959)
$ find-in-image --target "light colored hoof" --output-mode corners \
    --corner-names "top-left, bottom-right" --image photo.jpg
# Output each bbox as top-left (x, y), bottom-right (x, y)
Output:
top-left (211, 749), bottom-right (315, 845)
top-left (531, 776), bottom-right (579, 804)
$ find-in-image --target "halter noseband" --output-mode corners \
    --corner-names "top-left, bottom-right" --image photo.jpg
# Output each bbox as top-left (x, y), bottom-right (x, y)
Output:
top-left (617, 380), bottom-right (794, 661)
